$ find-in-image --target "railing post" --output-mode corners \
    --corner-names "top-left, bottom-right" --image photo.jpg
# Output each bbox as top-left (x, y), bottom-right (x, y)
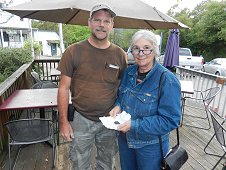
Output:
top-left (0, 96), bottom-right (4, 151)
top-left (23, 66), bottom-right (33, 89)
top-left (216, 77), bottom-right (225, 85)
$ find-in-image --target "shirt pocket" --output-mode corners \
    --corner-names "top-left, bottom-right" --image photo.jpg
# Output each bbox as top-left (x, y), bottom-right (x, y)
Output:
top-left (135, 92), bottom-right (157, 117)
top-left (103, 64), bottom-right (120, 84)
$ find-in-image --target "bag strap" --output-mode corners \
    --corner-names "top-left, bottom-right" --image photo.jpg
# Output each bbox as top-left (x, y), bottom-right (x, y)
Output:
top-left (157, 71), bottom-right (180, 168)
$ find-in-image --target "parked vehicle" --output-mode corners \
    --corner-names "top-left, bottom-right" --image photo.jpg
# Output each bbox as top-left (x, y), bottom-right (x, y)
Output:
top-left (158, 48), bottom-right (204, 70)
top-left (203, 58), bottom-right (226, 77)
top-left (127, 47), bottom-right (135, 65)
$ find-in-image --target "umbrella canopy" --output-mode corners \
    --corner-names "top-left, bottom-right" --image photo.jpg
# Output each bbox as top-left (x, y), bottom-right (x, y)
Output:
top-left (163, 29), bottom-right (179, 69)
top-left (2, 0), bottom-right (189, 29)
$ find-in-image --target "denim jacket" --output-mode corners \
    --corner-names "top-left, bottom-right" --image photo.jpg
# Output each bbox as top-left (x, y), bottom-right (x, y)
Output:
top-left (116, 61), bottom-right (181, 148)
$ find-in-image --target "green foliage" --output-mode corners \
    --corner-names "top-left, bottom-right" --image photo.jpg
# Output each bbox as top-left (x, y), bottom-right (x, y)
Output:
top-left (23, 39), bottom-right (42, 56)
top-left (32, 20), bottom-right (58, 32)
top-left (166, 0), bottom-right (226, 61)
top-left (0, 48), bottom-right (32, 83)
top-left (110, 29), bottom-right (138, 51)
top-left (190, 1), bottom-right (226, 60)
top-left (63, 25), bottom-right (90, 46)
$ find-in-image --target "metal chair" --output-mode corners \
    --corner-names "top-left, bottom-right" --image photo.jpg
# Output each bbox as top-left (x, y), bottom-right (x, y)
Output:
top-left (31, 71), bottom-right (52, 85)
top-left (31, 81), bottom-right (58, 89)
top-left (30, 81), bottom-right (58, 117)
top-left (204, 108), bottom-right (225, 154)
top-left (4, 118), bottom-right (55, 170)
top-left (31, 71), bottom-right (42, 84)
top-left (31, 81), bottom-right (60, 145)
top-left (181, 86), bottom-right (221, 130)
top-left (208, 108), bottom-right (226, 169)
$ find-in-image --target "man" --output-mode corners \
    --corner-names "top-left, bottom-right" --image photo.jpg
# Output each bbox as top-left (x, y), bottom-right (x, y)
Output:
top-left (57, 3), bottom-right (127, 170)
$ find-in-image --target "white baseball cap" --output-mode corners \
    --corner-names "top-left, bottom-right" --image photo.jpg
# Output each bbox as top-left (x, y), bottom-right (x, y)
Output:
top-left (90, 4), bottom-right (116, 18)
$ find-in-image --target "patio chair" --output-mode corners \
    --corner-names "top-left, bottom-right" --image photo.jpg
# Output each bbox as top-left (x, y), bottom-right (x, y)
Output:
top-left (31, 71), bottom-right (42, 84)
top-left (31, 71), bottom-right (52, 85)
top-left (204, 108), bottom-right (225, 155)
top-left (31, 81), bottom-right (58, 89)
top-left (30, 81), bottom-right (60, 145)
top-left (4, 118), bottom-right (55, 170)
top-left (208, 108), bottom-right (226, 169)
top-left (181, 86), bottom-right (221, 130)
top-left (30, 81), bottom-right (58, 117)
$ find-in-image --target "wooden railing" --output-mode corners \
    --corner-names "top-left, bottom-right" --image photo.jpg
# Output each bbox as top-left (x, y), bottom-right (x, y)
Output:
top-left (0, 58), bottom-right (60, 156)
top-left (0, 62), bottom-right (33, 155)
top-left (32, 58), bottom-right (60, 81)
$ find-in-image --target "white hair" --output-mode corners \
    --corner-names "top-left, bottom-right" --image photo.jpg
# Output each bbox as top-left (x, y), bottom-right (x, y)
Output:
top-left (131, 30), bottom-right (159, 56)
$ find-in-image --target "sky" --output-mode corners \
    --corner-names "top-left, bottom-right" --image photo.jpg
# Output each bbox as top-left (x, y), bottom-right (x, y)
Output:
top-left (141, 0), bottom-right (205, 13)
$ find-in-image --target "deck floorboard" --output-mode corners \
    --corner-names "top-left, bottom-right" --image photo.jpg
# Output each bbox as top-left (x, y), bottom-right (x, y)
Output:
top-left (1, 107), bottom-right (226, 170)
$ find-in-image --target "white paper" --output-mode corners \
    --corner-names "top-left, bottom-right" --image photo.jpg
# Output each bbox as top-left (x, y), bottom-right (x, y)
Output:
top-left (99, 111), bottom-right (131, 130)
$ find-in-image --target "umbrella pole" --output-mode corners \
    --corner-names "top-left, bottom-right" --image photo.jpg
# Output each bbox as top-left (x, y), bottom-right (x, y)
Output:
top-left (58, 23), bottom-right (65, 54)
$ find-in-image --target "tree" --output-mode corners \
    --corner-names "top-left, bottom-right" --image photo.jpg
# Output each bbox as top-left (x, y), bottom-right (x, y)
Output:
top-left (32, 20), bottom-right (58, 32)
top-left (165, 0), bottom-right (226, 60)
top-left (110, 29), bottom-right (138, 51)
top-left (62, 25), bottom-right (90, 47)
top-left (189, 0), bottom-right (226, 60)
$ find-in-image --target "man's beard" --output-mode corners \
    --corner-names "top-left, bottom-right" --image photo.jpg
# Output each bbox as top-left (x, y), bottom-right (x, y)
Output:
top-left (92, 28), bottom-right (108, 41)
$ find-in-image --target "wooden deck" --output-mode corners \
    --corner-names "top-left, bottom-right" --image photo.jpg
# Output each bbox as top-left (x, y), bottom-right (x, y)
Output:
top-left (1, 106), bottom-right (225, 170)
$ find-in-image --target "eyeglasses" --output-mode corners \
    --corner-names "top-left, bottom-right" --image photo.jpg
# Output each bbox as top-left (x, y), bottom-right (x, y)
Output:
top-left (131, 48), bottom-right (154, 55)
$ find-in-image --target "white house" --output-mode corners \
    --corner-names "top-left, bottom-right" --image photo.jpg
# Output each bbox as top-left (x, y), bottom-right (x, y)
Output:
top-left (33, 30), bottom-right (61, 56)
top-left (0, 10), bottom-right (31, 48)
top-left (0, 4), bottom-right (61, 57)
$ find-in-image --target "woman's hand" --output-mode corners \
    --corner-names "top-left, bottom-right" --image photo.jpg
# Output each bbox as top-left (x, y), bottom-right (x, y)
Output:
top-left (109, 105), bottom-right (121, 118)
top-left (117, 120), bottom-right (131, 133)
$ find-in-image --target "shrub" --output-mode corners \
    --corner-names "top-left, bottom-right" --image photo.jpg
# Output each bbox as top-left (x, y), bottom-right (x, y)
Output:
top-left (23, 39), bottom-right (42, 56)
top-left (0, 48), bottom-right (32, 83)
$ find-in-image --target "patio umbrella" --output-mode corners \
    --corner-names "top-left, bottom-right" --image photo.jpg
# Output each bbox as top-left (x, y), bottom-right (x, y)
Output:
top-left (2, 0), bottom-right (189, 29)
top-left (163, 29), bottom-right (179, 71)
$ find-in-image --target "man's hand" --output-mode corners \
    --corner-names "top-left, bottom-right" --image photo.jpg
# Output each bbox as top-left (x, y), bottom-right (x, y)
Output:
top-left (60, 121), bottom-right (74, 141)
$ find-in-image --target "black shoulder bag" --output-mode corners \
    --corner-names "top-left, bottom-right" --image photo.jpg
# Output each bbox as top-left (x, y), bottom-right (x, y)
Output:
top-left (158, 71), bottom-right (188, 170)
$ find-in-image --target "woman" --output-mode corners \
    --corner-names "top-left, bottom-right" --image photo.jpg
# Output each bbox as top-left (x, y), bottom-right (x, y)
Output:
top-left (110, 30), bottom-right (181, 170)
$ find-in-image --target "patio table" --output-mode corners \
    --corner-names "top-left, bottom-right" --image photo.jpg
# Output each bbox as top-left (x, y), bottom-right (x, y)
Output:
top-left (179, 80), bottom-right (194, 126)
top-left (180, 80), bottom-right (194, 94)
top-left (0, 88), bottom-right (58, 118)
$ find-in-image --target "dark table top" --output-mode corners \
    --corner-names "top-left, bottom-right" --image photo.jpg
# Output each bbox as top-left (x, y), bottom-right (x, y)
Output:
top-left (0, 88), bottom-right (58, 111)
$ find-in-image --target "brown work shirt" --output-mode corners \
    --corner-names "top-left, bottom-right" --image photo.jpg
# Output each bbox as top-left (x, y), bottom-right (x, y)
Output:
top-left (58, 40), bottom-right (127, 121)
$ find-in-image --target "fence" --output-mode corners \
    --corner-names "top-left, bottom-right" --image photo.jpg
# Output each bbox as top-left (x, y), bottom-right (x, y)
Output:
top-left (176, 66), bottom-right (226, 117)
top-left (0, 62), bottom-right (33, 156)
